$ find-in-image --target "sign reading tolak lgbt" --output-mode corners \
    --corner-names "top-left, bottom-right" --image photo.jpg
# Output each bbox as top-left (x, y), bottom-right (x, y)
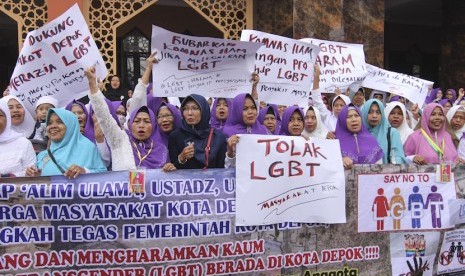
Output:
top-left (8, 4), bottom-right (107, 114)
top-left (235, 134), bottom-right (346, 226)
top-left (241, 30), bottom-right (320, 106)
top-left (300, 38), bottom-right (368, 93)
top-left (151, 25), bottom-right (261, 98)
top-left (362, 64), bottom-right (434, 106)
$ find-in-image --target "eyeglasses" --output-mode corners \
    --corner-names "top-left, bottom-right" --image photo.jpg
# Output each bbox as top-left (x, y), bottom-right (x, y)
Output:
top-left (157, 114), bottom-right (173, 120)
top-left (182, 106), bottom-right (200, 112)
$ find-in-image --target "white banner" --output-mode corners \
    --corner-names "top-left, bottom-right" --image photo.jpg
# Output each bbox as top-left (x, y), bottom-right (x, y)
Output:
top-left (300, 38), bottom-right (368, 93)
top-left (235, 134), bottom-right (345, 226)
top-left (151, 25), bottom-right (261, 98)
top-left (241, 30), bottom-right (320, 106)
top-left (358, 173), bottom-right (455, 233)
top-left (390, 232), bottom-right (440, 276)
top-left (437, 228), bottom-right (465, 275)
top-left (362, 64), bottom-right (433, 106)
top-left (8, 4), bottom-right (107, 114)
top-left (449, 199), bottom-right (465, 226)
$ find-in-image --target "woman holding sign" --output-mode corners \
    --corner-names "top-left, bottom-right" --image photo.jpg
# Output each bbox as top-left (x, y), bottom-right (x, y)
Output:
top-left (361, 99), bottom-right (407, 164)
top-left (384, 101), bottom-right (413, 144)
top-left (404, 103), bottom-right (461, 164)
top-left (279, 106), bottom-right (304, 136)
top-left (335, 104), bottom-right (384, 169)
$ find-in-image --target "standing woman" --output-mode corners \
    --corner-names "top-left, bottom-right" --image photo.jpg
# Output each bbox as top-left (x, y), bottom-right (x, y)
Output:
top-left (335, 104), bottom-right (384, 169)
top-left (279, 106), bottom-right (304, 136)
top-left (447, 105), bottom-right (465, 145)
top-left (384, 101), bottom-right (413, 144)
top-left (26, 109), bottom-right (107, 177)
top-left (0, 100), bottom-right (36, 177)
top-left (169, 94), bottom-right (227, 169)
top-left (301, 106), bottom-right (331, 139)
top-left (258, 104), bottom-right (281, 135)
top-left (65, 100), bottom-right (88, 134)
top-left (404, 103), bottom-right (460, 164)
top-left (2, 95), bottom-right (35, 138)
top-left (210, 98), bottom-right (231, 130)
top-left (361, 99), bottom-right (407, 164)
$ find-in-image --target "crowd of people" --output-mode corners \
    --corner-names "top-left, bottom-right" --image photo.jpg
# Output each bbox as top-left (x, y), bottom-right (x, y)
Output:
top-left (1, 55), bottom-right (464, 178)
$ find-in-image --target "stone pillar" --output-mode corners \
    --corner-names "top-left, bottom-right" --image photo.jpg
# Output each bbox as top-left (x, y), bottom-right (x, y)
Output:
top-left (440, 0), bottom-right (465, 89)
top-left (294, 0), bottom-right (385, 67)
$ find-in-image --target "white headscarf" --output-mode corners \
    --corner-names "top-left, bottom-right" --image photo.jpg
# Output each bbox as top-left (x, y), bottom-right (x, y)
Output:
top-left (447, 105), bottom-right (465, 138)
top-left (2, 95), bottom-right (35, 138)
top-left (35, 95), bottom-right (58, 109)
top-left (0, 99), bottom-right (21, 143)
top-left (384, 101), bottom-right (413, 144)
top-left (301, 106), bottom-right (329, 139)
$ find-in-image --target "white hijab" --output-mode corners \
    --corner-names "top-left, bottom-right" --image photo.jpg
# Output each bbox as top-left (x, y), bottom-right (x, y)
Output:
top-left (384, 101), bottom-right (413, 144)
top-left (2, 95), bottom-right (35, 138)
top-left (301, 106), bottom-right (329, 139)
top-left (447, 105), bottom-right (465, 139)
top-left (0, 99), bottom-right (21, 143)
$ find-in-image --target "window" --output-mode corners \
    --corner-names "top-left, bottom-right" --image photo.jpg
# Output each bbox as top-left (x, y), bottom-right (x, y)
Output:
top-left (120, 29), bottom-right (150, 89)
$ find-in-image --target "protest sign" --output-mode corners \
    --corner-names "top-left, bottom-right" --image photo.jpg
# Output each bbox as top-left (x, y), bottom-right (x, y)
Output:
top-left (241, 30), bottom-right (320, 106)
top-left (358, 173), bottom-right (455, 233)
top-left (437, 228), bottom-right (465, 275)
top-left (151, 25), bottom-right (261, 98)
top-left (300, 38), bottom-right (368, 93)
top-left (8, 4), bottom-right (107, 114)
top-left (390, 232), bottom-right (440, 276)
top-left (362, 64), bottom-right (434, 106)
top-left (449, 198), bottom-right (465, 226)
top-left (235, 134), bottom-right (345, 226)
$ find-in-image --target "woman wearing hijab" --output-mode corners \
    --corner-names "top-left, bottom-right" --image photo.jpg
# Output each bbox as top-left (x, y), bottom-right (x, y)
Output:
top-left (85, 67), bottom-right (177, 172)
top-left (301, 106), bottom-right (330, 140)
top-left (404, 103), bottom-right (460, 164)
top-left (66, 100), bottom-right (88, 134)
top-left (279, 106), bottom-right (304, 136)
top-left (446, 105), bottom-right (465, 148)
top-left (384, 101), bottom-right (413, 144)
top-left (361, 99), bottom-right (407, 164)
top-left (335, 104), bottom-right (384, 169)
top-left (258, 104), bottom-right (281, 135)
top-left (103, 75), bottom-right (128, 101)
top-left (26, 108), bottom-right (107, 177)
top-left (369, 90), bottom-right (388, 105)
top-left (210, 98), bottom-right (231, 130)
top-left (0, 100), bottom-right (36, 177)
top-left (168, 94), bottom-right (227, 169)
top-left (445, 89), bottom-right (457, 103)
top-left (439, 99), bottom-right (454, 114)
top-left (2, 95), bottom-right (35, 138)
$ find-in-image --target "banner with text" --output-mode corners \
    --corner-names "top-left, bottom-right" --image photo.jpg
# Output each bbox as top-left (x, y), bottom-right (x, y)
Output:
top-left (8, 4), bottom-right (107, 114)
top-left (362, 64), bottom-right (433, 106)
top-left (151, 25), bottom-right (261, 98)
top-left (449, 198), bottom-right (465, 226)
top-left (241, 30), bottom-right (320, 106)
top-left (358, 173), bottom-right (456, 233)
top-left (235, 135), bottom-right (345, 226)
top-left (437, 228), bottom-right (465, 275)
top-left (300, 38), bottom-right (368, 93)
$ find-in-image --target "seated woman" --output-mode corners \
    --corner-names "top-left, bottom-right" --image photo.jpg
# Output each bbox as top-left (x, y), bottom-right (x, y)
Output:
top-left (0, 100), bottom-right (36, 177)
top-left (26, 109), bottom-right (107, 177)
top-left (361, 99), bottom-right (407, 164)
top-left (85, 67), bottom-right (178, 172)
top-left (168, 94), bottom-right (227, 169)
top-left (210, 98), bottom-right (231, 130)
top-left (66, 100), bottom-right (88, 134)
top-left (384, 101), bottom-right (413, 144)
top-left (279, 106), bottom-right (304, 136)
top-left (258, 104), bottom-right (281, 135)
top-left (2, 95), bottom-right (35, 138)
top-left (301, 106), bottom-right (331, 139)
top-left (335, 104), bottom-right (384, 169)
top-left (404, 103), bottom-right (460, 164)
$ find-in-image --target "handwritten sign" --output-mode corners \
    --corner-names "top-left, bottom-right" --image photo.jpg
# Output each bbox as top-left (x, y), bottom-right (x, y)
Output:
top-left (358, 173), bottom-right (455, 233)
top-left (8, 4), bottom-right (107, 114)
top-left (241, 30), bottom-right (320, 106)
top-left (300, 38), bottom-right (368, 93)
top-left (151, 25), bottom-right (261, 98)
top-left (235, 134), bottom-right (345, 226)
top-left (362, 64), bottom-right (434, 106)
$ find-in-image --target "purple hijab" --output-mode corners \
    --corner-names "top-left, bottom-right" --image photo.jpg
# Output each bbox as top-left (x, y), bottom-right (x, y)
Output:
top-left (84, 97), bottom-right (119, 143)
top-left (65, 100), bottom-right (88, 119)
top-left (258, 104), bottom-right (281, 135)
top-left (446, 88), bottom-right (457, 102)
top-left (404, 103), bottom-right (458, 163)
top-left (222, 93), bottom-right (268, 138)
top-left (127, 106), bottom-right (167, 168)
top-left (425, 88), bottom-right (442, 104)
top-left (335, 104), bottom-right (384, 164)
top-left (279, 106), bottom-right (304, 136)
top-left (210, 98), bottom-right (232, 130)
top-left (153, 102), bottom-right (182, 146)
top-left (439, 98), bottom-right (453, 108)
